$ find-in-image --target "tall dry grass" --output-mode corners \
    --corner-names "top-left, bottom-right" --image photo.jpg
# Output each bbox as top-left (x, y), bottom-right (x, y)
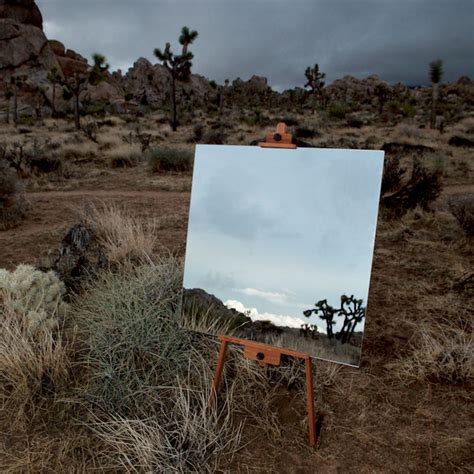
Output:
top-left (0, 301), bottom-right (74, 430)
top-left (391, 320), bottom-right (473, 384)
top-left (78, 202), bottom-right (158, 265)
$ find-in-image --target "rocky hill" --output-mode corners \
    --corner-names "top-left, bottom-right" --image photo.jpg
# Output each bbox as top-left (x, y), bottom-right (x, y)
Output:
top-left (0, 0), bottom-right (473, 121)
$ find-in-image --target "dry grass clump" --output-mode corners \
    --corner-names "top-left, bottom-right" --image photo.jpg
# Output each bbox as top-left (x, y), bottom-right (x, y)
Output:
top-left (105, 143), bottom-right (142, 168)
top-left (78, 203), bottom-right (158, 265)
top-left (72, 261), bottom-right (242, 471)
top-left (391, 321), bottom-right (473, 385)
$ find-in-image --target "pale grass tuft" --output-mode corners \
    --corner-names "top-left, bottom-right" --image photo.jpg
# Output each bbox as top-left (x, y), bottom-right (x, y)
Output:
top-left (391, 321), bottom-right (473, 384)
top-left (78, 202), bottom-right (158, 265)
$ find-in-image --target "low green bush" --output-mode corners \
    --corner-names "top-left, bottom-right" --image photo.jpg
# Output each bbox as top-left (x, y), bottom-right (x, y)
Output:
top-left (147, 147), bottom-right (193, 173)
top-left (328, 105), bottom-right (349, 120)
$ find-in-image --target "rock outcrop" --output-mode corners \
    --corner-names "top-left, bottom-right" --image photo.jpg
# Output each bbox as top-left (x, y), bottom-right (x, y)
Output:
top-left (0, 0), bottom-right (59, 84)
top-left (120, 57), bottom-right (213, 108)
top-left (0, 0), bottom-right (42, 28)
top-left (49, 39), bottom-right (88, 77)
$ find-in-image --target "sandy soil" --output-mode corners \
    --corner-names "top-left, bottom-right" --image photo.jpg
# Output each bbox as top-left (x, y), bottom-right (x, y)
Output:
top-left (0, 180), bottom-right (191, 270)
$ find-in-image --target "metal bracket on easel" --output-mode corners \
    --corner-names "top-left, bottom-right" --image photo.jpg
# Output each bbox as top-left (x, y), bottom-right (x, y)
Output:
top-left (208, 336), bottom-right (317, 448)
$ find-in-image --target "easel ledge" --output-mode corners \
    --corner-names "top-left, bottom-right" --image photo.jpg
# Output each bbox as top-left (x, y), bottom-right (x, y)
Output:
top-left (208, 335), bottom-right (317, 447)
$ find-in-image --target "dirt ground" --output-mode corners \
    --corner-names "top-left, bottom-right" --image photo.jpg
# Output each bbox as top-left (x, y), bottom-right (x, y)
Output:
top-left (0, 169), bottom-right (192, 270)
top-left (1, 116), bottom-right (473, 473)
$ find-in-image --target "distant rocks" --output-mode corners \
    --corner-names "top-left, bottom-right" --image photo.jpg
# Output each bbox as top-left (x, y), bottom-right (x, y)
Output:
top-left (121, 57), bottom-right (213, 107)
top-left (326, 74), bottom-right (389, 105)
top-left (182, 288), bottom-right (251, 331)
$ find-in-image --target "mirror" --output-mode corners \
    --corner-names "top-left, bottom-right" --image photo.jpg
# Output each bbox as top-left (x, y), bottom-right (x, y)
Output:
top-left (182, 144), bottom-right (384, 367)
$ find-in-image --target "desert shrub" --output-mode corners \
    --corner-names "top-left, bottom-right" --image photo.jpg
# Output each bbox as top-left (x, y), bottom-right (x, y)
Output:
top-left (382, 158), bottom-right (443, 217)
top-left (449, 194), bottom-right (474, 237)
top-left (328, 105), bottom-right (349, 120)
top-left (0, 159), bottom-right (26, 229)
top-left (147, 147), bottom-right (193, 173)
top-left (346, 115), bottom-right (364, 128)
top-left (78, 203), bottom-right (157, 265)
top-left (81, 101), bottom-right (107, 116)
top-left (28, 139), bottom-right (61, 174)
top-left (279, 115), bottom-right (299, 126)
top-left (73, 262), bottom-right (241, 471)
top-left (240, 110), bottom-right (271, 127)
top-left (401, 102), bottom-right (416, 118)
top-left (82, 120), bottom-right (99, 143)
top-left (0, 265), bottom-right (68, 335)
top-left (295, 126), bottom-right (317, 138)
top-left (381, 155), bottom-right (406, 195)
top-left (204, 130), bottom-right (226, 144)
top-left (191, 124), bottom-right (204, 142)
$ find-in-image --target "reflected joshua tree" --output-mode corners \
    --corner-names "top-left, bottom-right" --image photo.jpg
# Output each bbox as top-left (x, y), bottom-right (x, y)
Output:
top-left (302, 295), bottom-right (366, 345)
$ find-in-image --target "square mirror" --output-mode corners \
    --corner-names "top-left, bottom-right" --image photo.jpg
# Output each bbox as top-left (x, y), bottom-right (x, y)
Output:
top-left (182, 144), bottom-right (384, 367)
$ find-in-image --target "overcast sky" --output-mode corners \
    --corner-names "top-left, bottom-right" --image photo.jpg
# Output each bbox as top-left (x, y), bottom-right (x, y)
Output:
top-left (183, 145), bottom-right (384, 338)
top-left (37, 0), bottom-right (473, 91)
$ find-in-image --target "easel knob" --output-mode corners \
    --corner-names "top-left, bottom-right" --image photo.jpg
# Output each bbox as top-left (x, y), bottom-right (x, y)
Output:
top-left (258, 122), bottom-right (297, 149)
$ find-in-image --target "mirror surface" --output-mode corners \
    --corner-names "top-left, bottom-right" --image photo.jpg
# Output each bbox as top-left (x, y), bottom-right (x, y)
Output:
top-left (182, 144), bottom-right (384, 366)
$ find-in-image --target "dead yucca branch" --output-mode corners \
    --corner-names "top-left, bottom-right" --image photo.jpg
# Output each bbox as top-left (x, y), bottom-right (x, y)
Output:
top-left (77, 202), bottom-right (158, 265)
top-left (390, 321), bottom-right (473, 385)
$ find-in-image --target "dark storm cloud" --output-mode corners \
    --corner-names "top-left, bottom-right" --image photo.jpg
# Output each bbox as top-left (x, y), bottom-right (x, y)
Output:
top-left (37, 0), bottom-right (473, 89)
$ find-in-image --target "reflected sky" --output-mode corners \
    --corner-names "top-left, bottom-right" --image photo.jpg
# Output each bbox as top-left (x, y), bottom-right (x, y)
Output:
top-left (183, 145), bottom-right (384, 334)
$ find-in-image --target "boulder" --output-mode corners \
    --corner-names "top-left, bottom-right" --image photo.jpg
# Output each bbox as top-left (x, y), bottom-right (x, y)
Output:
top-left (0, 0), bottom-right (42, 29)
top-left (48, 39), bottom-right (65, 56)
top-left (0, 18), bottom-right (58, 82)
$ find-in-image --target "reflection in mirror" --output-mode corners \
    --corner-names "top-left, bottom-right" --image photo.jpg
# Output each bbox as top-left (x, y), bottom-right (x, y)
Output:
top-left (182, 144), bottom-right (384, 367)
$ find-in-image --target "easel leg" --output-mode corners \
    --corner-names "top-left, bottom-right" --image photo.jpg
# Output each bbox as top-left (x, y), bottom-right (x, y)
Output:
top-left (208, 339), bottom-right (228, 410)
top-left (305, 357), bottom-right (316, 447)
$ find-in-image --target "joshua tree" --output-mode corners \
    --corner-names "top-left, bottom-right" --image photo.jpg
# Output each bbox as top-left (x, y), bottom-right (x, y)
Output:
top-left (60, 53), bottom-right (109, 130)
top-left (10, 75), bottom-right (25, 125)
top-left (304, 295), bottom-right (366, 344)
top-left (47, 66), bottom-right (61, 118)
top-left (154, 26), bottom-right (198, 131)
top-left (303, 299), bottom-right (336, 339)
top-left (4, 86), bottom-right (13, 124)
top-left (89, 53), bottom-right (110, 86)
top-left (304, 63), bottom-right (326, 113)
top-left (335, 295), bottom-right (365, 344)
top-left (374, 83), bottom-right (391, 115)
top-left (429, 59), bottom-right (443, 129)
top-left (61, 72), bottom-right (87, 130)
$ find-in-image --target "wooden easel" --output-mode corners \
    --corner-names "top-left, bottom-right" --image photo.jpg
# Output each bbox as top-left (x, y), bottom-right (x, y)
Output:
top-left (208, 123), bottom-right (317, 448)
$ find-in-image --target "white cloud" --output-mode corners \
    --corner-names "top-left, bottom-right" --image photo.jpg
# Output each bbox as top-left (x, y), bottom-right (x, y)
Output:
top-left (224, 299), bottom-right (305, 329)
top-left (236, 287), bottom-right (292, 305)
